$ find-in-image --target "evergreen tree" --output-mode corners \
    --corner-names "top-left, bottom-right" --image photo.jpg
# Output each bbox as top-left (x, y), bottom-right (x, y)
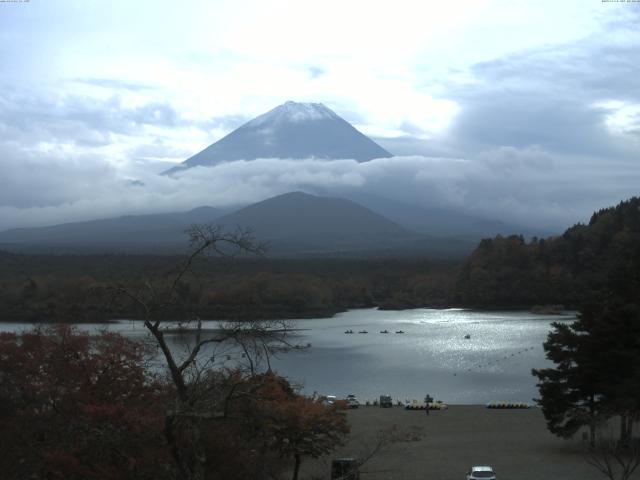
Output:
top-left (533, 299), bottom-right (640, 446)
top-left (584, 301), bottom-right (640, 444)
top-left (532, 318), bottom-right (605, 446)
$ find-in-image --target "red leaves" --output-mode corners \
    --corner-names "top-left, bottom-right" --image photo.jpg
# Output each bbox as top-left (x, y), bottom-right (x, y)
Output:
top-left (227, 371), bottom-right (350, 459)
top-left (0, 325), bottom-right (169, 480)
top-left (1, 328), bottom-right (350, 480)
top-left (196, 371), bottom-right (349, 479)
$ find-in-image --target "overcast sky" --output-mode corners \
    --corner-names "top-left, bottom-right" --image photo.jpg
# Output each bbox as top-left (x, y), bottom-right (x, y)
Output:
top-left (1, 0), bottom-right (639, 232)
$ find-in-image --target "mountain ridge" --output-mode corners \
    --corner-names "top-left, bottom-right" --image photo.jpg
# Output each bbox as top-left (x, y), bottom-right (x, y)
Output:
top-left (0, 192), bottom-right (476, 258)
top-left (214, 191), bottom-right (411, 240)
top-left (0, 206), bottom-right (224, 250)
top-left (163, 101), bottom-right (392, 175)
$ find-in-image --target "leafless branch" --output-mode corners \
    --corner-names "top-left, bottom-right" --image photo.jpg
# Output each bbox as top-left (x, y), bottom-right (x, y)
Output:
top-left (585, 435), bottom-right (640, 480)
top-left (357, 425), bottom-right (423, 469)
top-left (99, 223), bottom-right (301, 480)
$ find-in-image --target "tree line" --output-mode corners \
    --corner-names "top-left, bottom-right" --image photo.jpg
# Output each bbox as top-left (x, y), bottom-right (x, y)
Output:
top-left (0, 255), bottom-right (457, 323)
top-left (455, 197), bottom-right (640, 308)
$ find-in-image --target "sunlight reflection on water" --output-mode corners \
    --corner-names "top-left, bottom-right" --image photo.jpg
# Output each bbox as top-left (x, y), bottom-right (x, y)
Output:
top-left (0, 308), bottom-right (574, 404)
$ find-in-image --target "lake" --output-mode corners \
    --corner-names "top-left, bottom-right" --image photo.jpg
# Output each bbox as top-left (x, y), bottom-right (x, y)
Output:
top-left (0, 308), bottom-right (573, 404)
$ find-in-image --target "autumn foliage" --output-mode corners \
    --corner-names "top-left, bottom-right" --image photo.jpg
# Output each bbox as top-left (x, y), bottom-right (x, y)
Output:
top-left (0, 327), bottom-right (349, 480)
top-left (0, 325), bottom-right (169, 479)
top-left (202, 371), bottom-right (349, 480)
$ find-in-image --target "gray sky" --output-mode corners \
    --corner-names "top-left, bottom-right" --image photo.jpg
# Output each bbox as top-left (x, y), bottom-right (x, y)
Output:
top-left (1, 0), bottom-right (639, 232)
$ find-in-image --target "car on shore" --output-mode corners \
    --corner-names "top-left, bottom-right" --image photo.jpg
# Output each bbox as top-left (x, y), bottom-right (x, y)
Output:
top-left (322, 395), bottom-right (337, 406)
top-left (466, 466), bottom-right (496, 480)
top-left (346, 394), bottom-right (359, 409)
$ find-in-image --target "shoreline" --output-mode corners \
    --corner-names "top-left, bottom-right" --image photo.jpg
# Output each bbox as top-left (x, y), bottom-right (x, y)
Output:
top-left (0, 305), bottom-right (575, 325)
top-left (303, 405), bottom-right (613, 480)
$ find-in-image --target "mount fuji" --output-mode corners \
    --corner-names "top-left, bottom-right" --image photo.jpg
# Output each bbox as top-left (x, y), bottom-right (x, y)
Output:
top-left (162, 101), bottom-right (392, 175)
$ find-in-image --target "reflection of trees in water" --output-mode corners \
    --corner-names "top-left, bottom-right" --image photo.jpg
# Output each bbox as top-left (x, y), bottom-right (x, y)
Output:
top-left (158, 324), bottom-right (301, 375)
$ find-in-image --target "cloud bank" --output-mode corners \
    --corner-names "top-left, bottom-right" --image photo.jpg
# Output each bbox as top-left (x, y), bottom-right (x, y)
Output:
top-left (2, 151), bottom-right (638, 233)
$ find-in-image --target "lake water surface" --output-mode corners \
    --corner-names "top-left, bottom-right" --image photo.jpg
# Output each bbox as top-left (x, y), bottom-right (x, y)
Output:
top-left (0, 308), bottom-right (573, 404)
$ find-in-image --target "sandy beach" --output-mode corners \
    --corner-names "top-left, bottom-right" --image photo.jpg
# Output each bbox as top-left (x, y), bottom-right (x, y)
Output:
top-left (301, 405), bottom-right (638, 480)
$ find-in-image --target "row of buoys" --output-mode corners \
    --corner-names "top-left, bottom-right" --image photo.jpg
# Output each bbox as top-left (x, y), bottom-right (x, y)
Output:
top-left (344, 329), bottom-right (406, 334)
top-left (486, 402), bottom-right (531, 409)
top-left (461, 346), bottom-right (538, 373)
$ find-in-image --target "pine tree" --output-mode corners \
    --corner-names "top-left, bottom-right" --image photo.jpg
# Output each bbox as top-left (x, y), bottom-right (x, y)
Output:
top-left (533, 300), bottom-right (640, 446)
top-left (532, 318), bottom-right (605, 446)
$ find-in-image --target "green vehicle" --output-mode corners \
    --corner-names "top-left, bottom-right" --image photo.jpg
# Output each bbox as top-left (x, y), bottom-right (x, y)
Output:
top-left (331, 458), bottom-right (359, 480)
top-left (379, 395), bottom-right (393, 408)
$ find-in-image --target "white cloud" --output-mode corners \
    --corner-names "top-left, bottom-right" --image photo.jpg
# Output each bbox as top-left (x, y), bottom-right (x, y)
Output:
top-left (0, 0), bottom-right (613, 156)
top-left (596, 100), bottom-right (640, 140)
top-left (3, 151), bottom-right (638, 232)
top-left (0, 0), bottom-right (639, 237)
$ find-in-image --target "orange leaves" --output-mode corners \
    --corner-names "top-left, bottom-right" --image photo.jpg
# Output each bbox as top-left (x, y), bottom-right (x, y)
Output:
top-left (0, 325), bottom-right (169, 480)
top-left (240, 372), bottom-right (350, 459)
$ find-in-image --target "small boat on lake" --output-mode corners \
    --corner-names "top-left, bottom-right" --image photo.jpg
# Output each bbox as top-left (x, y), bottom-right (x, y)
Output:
top-left (395, 330), bottom-right (405, 334)
top-left (344, 329), bottom-right (354, 334)
top-left (358, 330), bottom-right (368, 334)
top-left (464, 334), bottom-right (471, 339)
top-left (380, 329), bottom-right (389, 334)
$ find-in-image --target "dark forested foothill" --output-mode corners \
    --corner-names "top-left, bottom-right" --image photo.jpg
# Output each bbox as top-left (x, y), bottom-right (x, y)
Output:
top-left (455, 197), bottom-right (640, 308)
top-left (0, 254), bottom-right (458, 323)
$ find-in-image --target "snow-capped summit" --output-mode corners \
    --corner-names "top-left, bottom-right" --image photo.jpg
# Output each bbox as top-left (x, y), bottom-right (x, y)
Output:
top-left (162, 101), bottom-right (392, 175)
top-left (249, 101), bottom-right (340, 126)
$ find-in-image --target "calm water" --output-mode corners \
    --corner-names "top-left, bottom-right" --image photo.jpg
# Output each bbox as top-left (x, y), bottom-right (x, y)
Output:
top-left (0, 308), bottom-right (573, 404)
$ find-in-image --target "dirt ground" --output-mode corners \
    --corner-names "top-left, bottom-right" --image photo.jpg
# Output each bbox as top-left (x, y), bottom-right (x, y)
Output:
top-left (300, 405), bottom-right (640, 480)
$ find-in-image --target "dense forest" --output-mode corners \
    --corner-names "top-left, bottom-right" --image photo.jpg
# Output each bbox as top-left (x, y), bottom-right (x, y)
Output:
top-left (1, 197), bottom-right (638, 322)
top-left (455, 197), bottom-right (640, 308)
top-left (0, 253), bottom-right (457, 322)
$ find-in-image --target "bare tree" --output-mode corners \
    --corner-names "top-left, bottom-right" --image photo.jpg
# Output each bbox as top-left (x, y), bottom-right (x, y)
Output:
top-left (309, 425), bottom-right (424, 480)
top-left (107, 225), bottom-right (297, 480)
top-left (356, 425), bottom-right (424, 474)
top-left (585, 428), bottom-right (640, 480)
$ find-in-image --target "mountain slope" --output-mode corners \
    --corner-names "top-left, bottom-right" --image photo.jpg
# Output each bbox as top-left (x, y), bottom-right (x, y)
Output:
top-left (339, 192), bottom-right (552, 239)
top-left (0, 207), bottom-right (223, 251)
top-left (215, 191), bottom-right (408, 240)
top-left (0, 193), bottom-right (477, 258)
top-left (213, 191), bottom-right (475, 257)
top-left (163, 101), bottom-right (392, 175)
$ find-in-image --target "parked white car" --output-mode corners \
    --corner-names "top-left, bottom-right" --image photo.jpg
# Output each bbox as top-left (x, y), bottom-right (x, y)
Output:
top-left (466, 466), bottom-right (496, 480)
top-left (346, 394), bottom-right (359, 409)
top-left (322, 395), bottom-right (337, 406)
